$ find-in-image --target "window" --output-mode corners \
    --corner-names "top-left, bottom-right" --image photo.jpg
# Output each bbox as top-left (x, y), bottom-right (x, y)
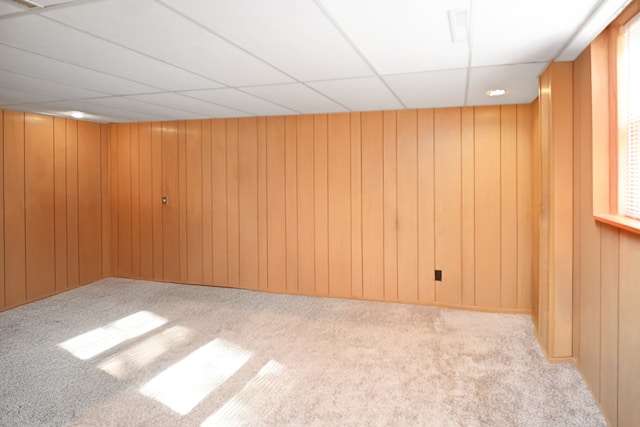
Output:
top-left (618, 14), bottom-right (640, 220)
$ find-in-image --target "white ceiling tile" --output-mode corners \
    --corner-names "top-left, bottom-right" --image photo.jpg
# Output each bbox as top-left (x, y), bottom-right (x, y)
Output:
top-left (126, 93), bottom-right (249, 118)
top-left (383, 69), bottom-right (467, 108)
top-left (42, 0), bottom-right (293, 87)
top-left (0, 69), bottom-right (106, 99)
top-left (0, 0), bottom-right (25, 16)
top-left (467, 63), bottom-right (547, 106)
top-left (87, 97), bottom-right (208, 121)
top-left (319, 0), bottom-right (470, 75)
top-left (308, 77), bottom-right (404, 112)
top-left (0, 14), bottom-right (219, 91)
top-left (0, 44), bottom-right (157, 95)
top-left (182, 88), bottom-right (297, 117)
top-left (160, 0), bottom-right (373, 81)
top-left (0, 87), bottom-right (58, 105)
top-left (471, 0), bottom-right (600, 66)
top-left (243, 83), bottom-right (348, 114)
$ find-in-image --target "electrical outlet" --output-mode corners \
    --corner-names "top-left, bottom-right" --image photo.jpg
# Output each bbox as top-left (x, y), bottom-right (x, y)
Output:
top-left (435, 270), bottom-right (442, 281)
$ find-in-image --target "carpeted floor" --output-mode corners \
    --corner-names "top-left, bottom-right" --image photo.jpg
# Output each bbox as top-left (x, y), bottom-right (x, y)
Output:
top-left (0, 278), bottom-right (604, 426)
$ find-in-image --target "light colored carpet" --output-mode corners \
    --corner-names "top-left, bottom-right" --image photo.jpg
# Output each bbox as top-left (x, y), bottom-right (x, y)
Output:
top-left (0, 278), bottom-right (604, 426)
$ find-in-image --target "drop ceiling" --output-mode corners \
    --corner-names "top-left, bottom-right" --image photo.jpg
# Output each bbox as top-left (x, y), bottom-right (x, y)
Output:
top-left (0, 0), bottom-right (632, 123)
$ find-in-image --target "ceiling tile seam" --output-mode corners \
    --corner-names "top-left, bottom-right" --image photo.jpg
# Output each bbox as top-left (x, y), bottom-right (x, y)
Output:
top-left (178, 86), bottom-right (301, 116)
top-left (0, 78), bottom-right (110, 103)
top-left (0, 0), bottom-right (103, 21)
top-left (40, 14), bottom-right (229, 89)
top-left (297, 81), bottom-right (353, 112)
top-left (232, 87), bottom-right (304, 115)
top-left (0, 63), bottom-right (127, 97)
top-left (0, 41), bottom-right (169, 94)
top-left (381, 66), bottom-right (469, 79)
top-left (153, 0), bottom-right (297, 85)
top-left (312, 0), bottom-right (407, 109)
top-left (156, 92), bottom-right (257, 117)
top-left (114, 96), bottom-right (211, 119)
top-left (463, 1), bottom-right (474, 106)
top-left (153, 0), bottom-right (352, 112)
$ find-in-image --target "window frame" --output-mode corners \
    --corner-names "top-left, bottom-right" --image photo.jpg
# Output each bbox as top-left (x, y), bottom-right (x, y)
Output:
top-left (593, 0), bottom-right (640, 235)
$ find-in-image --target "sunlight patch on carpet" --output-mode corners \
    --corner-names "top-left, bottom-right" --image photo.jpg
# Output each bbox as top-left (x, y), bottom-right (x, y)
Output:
top-left (201, 360), bottom-right (288, 426)
top-left (98, 326), bottom-right (194, 379)
top-left (58, 311), bottom-right (168, 360)
top-left (140, 338), bottom-right (252, 415)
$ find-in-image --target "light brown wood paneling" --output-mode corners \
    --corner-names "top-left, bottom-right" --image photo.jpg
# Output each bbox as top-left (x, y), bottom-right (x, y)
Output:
top-left (474, 106), bottom-right (502, 308)
top-left (101, 124), bottom-right (111, 278)
top-left (361, 111), bottom-right (384, 300)
top-left (25, 114), bottom-right (55, 301)
top-left (297, 115), bottom-right (315, 295)
top-left (116, 123), bottom-right (132, 277)
top-left (109, 119), bottom-right (119, 276)
top-left (599, 226), bottom-right (619, 426)
top-left (417, 109), bottom-right (435, 304)
top-left (618, 231), bottom-right (640, 427)
top-left (238, 118), bottom-right (259, 290)
top-left (130, 123), bottom-right (140, 278)
top-left (1, 110), bottom-right (106, 312)
top-left (328, 113), bottom-right (351, 298)
top-left (396, 109), bottom-right (418, 303)
top-left (573, 45), bottom-right (602, 404)
top-left (77, 121), bottom-right (102, 284)
top-left (461, 107), bottom-right (475, 306)
top-left (151, 123), bottom-right (163, 280)
top-left (138, 123), bottom-right (153, 279)
top-left (500, 105), bottom-right (518, 308)
top-left (0, 112), bottom-right (3, 309)
top-left (285, 116), bottom-right (298, 293)
top-left (186, 120), bottom-right (203, 284)
top-left (383, 111), bottom-right (398, 301)
top-left (53, 117), bottom-right (68, 292)
top-left (4, 110), bottom-right (27, 307)
top-left (226, 119), bottom-right (240, 288)
top-left (103, 105), bottom-right (532, 313)
top-left (66, 120), bottom-right (79, 288)
top-left (266, 116), bottom-right (286, 292)
top-left (161, 122), bottom-right (180, 283)
top-left (350, 113), bottom-right (363, 298)
top-left (201, 120), bottom-right (213, 286)
top-left (517, 104), bottom-right (532, 310)
top-left (434, 108), bottom-right (462, 305)
top-left (314, 114), bottom-right (329, 296)
top-left (549, 63), bottom-right (574, 358)
top-left (257, 117), bottom-right (268, 291)
top-left (284, 116), bottom-right (298, 292)
top-left (178, 121), bottom-right (188, 283)
top-left (212, 119), bottom-right (228, 286)
top-left (531, 98), bottom-right (541, 328)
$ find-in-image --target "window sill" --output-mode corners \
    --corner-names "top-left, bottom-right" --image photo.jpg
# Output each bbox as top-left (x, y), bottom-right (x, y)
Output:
top-left (594, 213), bottom-right (640, 235)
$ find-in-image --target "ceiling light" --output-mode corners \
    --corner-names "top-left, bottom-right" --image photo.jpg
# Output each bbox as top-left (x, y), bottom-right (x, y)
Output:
top-left (486, 89), bottom-right (507, 97)
top-left (448, 10), bottom-right (468, 43)
top-left (71, 111), bottom-right (85, 119)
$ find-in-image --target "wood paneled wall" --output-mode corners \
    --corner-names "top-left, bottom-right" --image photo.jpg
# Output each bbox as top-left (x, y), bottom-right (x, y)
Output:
top-left (536, 62), bottom-right (574, 360)
top-left (571, 32), bottom-right (640, 426)
top-left (0, 110), bottom-right (109, 312)
top-left (110, 106), bottom-right (533, 312)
